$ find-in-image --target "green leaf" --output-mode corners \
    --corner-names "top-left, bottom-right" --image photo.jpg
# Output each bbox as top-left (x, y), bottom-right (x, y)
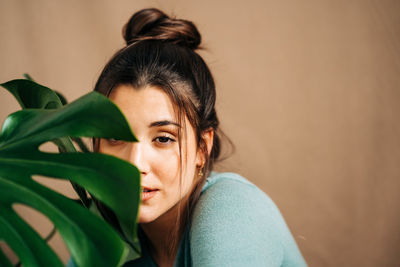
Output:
top-left (0, 91), bottom-right (140, 266)
top-left (1, 79), bottom-right (90, 206)
top-left (0, 243), bottom-right (14, 267)
top-left (1, 79), bottom-right (63, 109)
top-left (23, 73), bottom-right (34, 81)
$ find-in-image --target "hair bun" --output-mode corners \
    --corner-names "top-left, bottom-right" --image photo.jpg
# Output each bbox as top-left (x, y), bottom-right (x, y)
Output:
top-left (123, 8), bottom-right (201, 49)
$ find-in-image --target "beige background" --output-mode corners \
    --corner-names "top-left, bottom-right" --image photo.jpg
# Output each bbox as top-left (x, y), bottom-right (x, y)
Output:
top-left (1, 0), bottom-right (399, 266)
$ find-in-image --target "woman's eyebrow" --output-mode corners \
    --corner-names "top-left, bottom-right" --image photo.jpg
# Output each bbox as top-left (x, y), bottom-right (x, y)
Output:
top-left (149, 120), bottom-right (181, 128)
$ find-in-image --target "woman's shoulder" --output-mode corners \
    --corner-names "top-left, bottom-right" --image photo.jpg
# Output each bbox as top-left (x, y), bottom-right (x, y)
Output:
top-left (201, 171), bottom-right (257, 191)
top-left (199, 171), bottom-right (280, 216)
top-left (188, 171), bottom-right (307, 267)
top-left (195, 171), bottom-right (285, 230)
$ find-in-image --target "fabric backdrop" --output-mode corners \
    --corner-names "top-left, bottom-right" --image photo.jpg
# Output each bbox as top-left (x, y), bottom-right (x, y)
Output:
top-left (0, 0), bottom-right (399, 266)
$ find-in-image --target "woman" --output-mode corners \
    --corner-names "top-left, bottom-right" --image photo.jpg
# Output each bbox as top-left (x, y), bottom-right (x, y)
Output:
top-left (70, 8), bottom-right (307, 267)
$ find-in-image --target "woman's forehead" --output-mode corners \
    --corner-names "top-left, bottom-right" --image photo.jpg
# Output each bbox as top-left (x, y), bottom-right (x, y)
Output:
top-left (109, 84), bottom-right (195, 135)
top-left (110, 85), bottom-right (175, 118)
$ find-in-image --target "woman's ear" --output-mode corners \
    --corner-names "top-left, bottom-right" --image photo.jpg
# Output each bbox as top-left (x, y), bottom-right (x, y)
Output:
top-left (196, 128), bottom-right (214, 167)
top-left (203, 128), bottom-right (214, 157)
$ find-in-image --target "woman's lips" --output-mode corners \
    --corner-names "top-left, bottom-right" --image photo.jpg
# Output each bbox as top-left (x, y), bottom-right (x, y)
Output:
top-left (141, 187), bottom-right (159, 201)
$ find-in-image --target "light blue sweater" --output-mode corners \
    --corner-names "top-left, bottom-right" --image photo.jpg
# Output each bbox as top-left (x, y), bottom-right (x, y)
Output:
top-left (69, 172), bottom-right (307, 266)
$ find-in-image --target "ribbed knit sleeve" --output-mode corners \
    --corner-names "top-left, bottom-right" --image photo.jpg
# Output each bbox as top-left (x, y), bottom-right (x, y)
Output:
top-left (189, 172), bottom-right (307, 267)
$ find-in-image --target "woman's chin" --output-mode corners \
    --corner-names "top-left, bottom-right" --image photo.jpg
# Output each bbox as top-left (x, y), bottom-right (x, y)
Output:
top-left (137, 209), bottom-right (160, 224)
top-left (138, 215), bottom-right (155, 224)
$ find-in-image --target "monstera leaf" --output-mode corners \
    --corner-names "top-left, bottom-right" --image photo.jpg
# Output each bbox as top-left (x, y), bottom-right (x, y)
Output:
top-left (2, 79), bottom-right (90, 207)
top-left (0, 79), bottom-right (141, 266)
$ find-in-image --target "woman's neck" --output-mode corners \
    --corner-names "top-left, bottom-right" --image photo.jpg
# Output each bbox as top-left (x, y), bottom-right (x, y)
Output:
top-left (140, 203), bottom-right (183, 267)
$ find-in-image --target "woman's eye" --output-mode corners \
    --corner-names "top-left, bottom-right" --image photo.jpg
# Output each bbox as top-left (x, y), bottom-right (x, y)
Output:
top-left (107, 138), bottom-right (123, 145)
top-left (154, 136), bottom-right (176, 145)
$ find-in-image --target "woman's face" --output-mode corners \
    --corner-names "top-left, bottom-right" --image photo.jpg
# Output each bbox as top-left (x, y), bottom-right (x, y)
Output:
top-left (99, 84), bottom-right (202, 223)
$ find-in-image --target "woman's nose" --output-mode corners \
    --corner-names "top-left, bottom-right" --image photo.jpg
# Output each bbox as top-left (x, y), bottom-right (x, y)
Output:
top-left (129, 142), bottom-right (149, 175)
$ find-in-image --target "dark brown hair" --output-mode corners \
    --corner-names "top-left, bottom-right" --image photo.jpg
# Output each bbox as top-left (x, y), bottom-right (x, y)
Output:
top-left (93, 8), bottom-right (229, 257)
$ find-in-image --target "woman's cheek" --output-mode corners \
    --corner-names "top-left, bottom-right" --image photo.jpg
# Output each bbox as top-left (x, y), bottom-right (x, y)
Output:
top-left (153, 147), bottom-right (180, 187)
